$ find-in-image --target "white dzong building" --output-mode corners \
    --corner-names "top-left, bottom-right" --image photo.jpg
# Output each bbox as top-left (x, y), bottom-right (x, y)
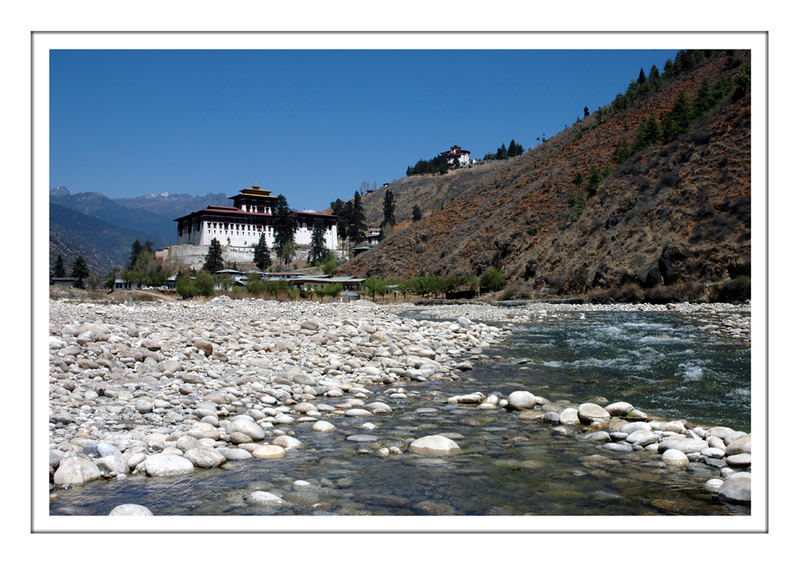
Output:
top-left (174, 185), bottom-right (338, 251)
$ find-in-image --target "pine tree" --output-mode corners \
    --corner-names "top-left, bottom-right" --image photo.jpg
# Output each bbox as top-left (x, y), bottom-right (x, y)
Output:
top-left (126, 240), bottom-right (143, 271)
top-left (307, 219), bottom-right (331, 265)
top-left (348, 191), bottom-right (366, 244)
top-left (637, 67), bottom-right (647, 85)
top-left (71, 256), bottom-right (89, 287)
top-left (53, 254), bottom-right (66, 278)
top-left (272, 194), bottom-right (297, 267)
top-left (203, 238), bottom-right (224, 273)
top-left (382, 190), bottom-right (396, 228)
top-left (496, 143), bottom-right (508, 160)
top-left (412, 204), bottom-right (422, 222)
top-left (633, 113), bottom-right (661, 151)
top-left (253, 232), bottom-right (271, 270)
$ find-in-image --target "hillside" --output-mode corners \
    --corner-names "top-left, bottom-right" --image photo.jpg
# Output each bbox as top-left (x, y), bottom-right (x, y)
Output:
top-left (49, 203), bottom-right (165, 274)
top-left (339, 51), bottom-right (752, 300)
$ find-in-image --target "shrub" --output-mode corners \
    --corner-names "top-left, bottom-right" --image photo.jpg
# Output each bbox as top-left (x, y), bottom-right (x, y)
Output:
top-left (175, 273), bottom-right (197, 299)
top-left (194, 272), bottom-right (216, 296)
top-left (617, 283), bottom-right (645, 303)
top-left (480, 267), bottom-right (506, 293)
top-left (710, 276), bottom-right (750, 302)
top-left (644, 285), bottom-right (681, 304)
top-left (500, 287), bottom-right (518, 301)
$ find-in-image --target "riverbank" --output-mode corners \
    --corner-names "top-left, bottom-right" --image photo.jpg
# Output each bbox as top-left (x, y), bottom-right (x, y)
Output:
top-left (48, 296), bottom-right (752, 514)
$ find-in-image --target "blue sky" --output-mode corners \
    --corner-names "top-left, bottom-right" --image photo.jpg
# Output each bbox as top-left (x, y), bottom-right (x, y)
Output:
top-left (50, 49), bottom-right (679, 211)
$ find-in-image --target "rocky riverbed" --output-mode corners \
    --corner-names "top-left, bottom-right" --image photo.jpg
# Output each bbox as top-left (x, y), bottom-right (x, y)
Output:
top-left (48, 296), bottom-right (752, 515)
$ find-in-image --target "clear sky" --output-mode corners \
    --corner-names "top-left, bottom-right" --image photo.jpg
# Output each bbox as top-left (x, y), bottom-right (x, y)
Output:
top-left (50, 49), bottom-right (679, 211)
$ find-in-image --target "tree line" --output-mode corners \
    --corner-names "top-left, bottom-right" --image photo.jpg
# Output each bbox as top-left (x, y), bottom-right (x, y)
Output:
top-left (483, 139), bottom-right (525, 161)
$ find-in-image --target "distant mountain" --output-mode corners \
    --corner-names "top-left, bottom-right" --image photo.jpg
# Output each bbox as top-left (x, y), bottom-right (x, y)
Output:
top-left (113, 192), bottom-right (229, 219)
top-left (49, 203), bottom-right (166, 275)
top-left (50, 191), bottom-right (174, 246)
top-left (50, 186), bottom-right (70, 197)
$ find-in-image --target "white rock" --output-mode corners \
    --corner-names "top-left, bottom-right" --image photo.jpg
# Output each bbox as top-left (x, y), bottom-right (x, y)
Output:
top-left (53, 456), bottom-right (102, 486)
top-left (109, 504), bottom-right (153, 516)
top-left (409, 435), bottom-right (462, 456)
top-left (144, 454), bottom-right (195, 477)
top-left (662, 449), bottom-right (690, 467)
top-left (312, 421), bottom-right (336, 432)
top-left (246, 491), bottom-right (285, 506)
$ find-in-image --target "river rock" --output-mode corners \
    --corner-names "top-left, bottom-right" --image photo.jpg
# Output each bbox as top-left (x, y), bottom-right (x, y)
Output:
top-left (409, 435), bottom-right (462, 456)
top-left (230, 417), bottom-right (266, 441)
top-left (507, 390), bottom-right (538, 410)
top-left (312, 421), bottom-right (336, 432)
top-left (726, 453), bottom-right (752, 467)
top-left (604, 401), bottom-right (634, 416)
top-left (719, 473), bottom-right (751, 503)
top-left (184, 447), bottom-right (226, 468)
top-left (560, 408), bottom-right (580, 425)
top-left (659, 436), bottom-right (708, 454)
top-left (662, 449), bottom-right (690, 467)
top-left (217, 447), bottom-right (252, 461)
top-left (704, 478), bottom-right (724, 493)
top-left (95, 455), bottom-right (129, 477)
top-left (625, 429), bottom-right (659, 447)
top-left (109, 504), bottom-right (153, 516)
top-left (144, 453), bottom-right (194, 477)
top-left (252, 445), bottom-right (286, 459)
top-left (246, 491), bottom-right (286, 506)
top-left (726, 434), bottom-right (751, 455)
top-left (53, 456), bottom-right (102, 486)
top-left (578, 403), bottom-right (610, 424)
top-left (272, 435), bottom-right (302, 450)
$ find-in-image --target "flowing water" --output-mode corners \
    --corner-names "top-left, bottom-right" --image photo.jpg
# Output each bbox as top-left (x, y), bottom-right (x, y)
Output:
top-left (50, 310), bottom-right (751, 517)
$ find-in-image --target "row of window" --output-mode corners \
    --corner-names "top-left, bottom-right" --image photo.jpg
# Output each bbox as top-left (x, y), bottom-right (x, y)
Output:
top-left (179, 219), bottom-right (334, 237)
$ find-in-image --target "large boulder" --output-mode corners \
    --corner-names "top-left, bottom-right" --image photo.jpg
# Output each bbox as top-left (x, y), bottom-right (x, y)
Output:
top-left (53, 456), bottom-right (102, 486)
top-left (507, 391), bottom-right (537, 410)
top-left (230, 417), bottom-right (266, 441)
top-left (409, 435), bottom-right (461, 456)
top-left (578, 403), bottom-right (611, 424)
top-left (183, 447), bottom-right (226, 468)
top-left (719, 473), bottom-right (751, 503)
top-left (144, 454), bottom-right (194, 477)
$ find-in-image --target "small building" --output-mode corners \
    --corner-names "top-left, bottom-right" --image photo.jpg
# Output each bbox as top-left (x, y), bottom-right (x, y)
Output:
top-left (51, 277), bottom-right (83, 288)
top-left (441, 145), bottom-right (472, 168)
top-left (364, 227), bottom-right (382, 246)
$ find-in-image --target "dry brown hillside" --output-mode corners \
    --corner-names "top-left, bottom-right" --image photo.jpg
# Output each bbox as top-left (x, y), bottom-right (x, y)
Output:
top-left (339, 51), bottom-right (751, 301)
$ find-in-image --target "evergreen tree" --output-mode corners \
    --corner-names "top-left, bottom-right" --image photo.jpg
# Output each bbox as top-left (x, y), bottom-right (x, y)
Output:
top-left (347, 191), bottom-right (366, 244)
top-left (382, 190), bottom-right (396, 228)
top-left (412, 204), bottom-right (422, 222)
top-left (53, 254), bottom-right (66, 278)
top-left (203, 238), bottom-right (224, 273)
top-left (508, 140), bottom-right (517, 156)
top-left (633, 113), bottom-right (661, 151)
top-left (71, 256), bottom-right (90, 287)
top-left (637, 67), bottom-right (647, 85)
top-left (307, 219), bottom-right (331, 265)
top-left (584, 106), bottom-right (590, 118)
top-left (572, 172), bottom-right (584, 186)
top-left (272, 194), bottom-right (298, 267)
top-left (691, 78), bottom-right (714, 119)
top-left (648, 65), bottom-right (661, 87)
top-left (496, 143), bottom-right (508, 160)
top-left (252, 232), bottom-right (272, 270)
top-left (586, 165), bottom-right (603, 196)
top-left (126, 240), bottom-right (143, 271)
